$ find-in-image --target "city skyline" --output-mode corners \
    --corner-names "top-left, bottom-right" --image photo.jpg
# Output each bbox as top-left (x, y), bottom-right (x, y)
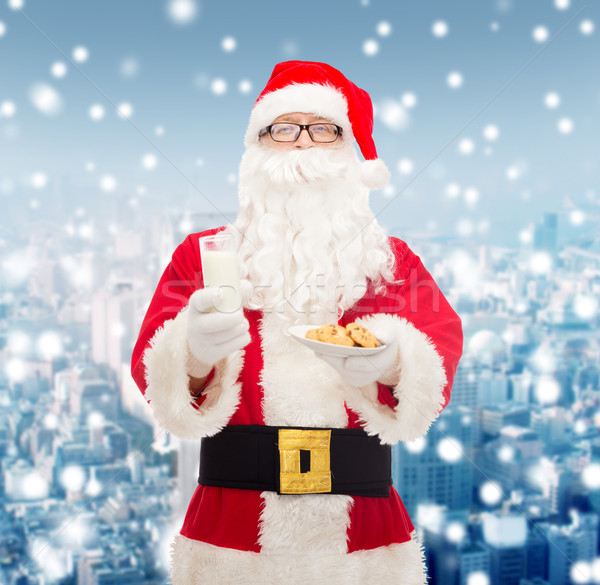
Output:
top-left (1, 208), bottom-right (600, 584)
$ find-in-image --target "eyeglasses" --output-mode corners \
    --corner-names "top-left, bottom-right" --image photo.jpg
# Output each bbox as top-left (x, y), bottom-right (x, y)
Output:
top-left (259, 123), bottom-right (343, 143)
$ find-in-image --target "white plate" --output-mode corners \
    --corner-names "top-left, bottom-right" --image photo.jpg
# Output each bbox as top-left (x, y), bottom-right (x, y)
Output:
top-left (287, 325), bottom-right (387, 357)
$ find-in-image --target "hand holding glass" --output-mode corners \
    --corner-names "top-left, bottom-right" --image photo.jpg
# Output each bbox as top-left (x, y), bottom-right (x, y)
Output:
top-left (199, 234), bottom-right (242, 313)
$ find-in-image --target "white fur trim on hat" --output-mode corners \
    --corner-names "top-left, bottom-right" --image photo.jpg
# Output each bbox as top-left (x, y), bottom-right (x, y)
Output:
top-left (142, 307), bottom-right (244, 440)
top-left (360, 158), bottom-right (391, 190)
top-left (169, 530), bottom-right (428, 585)
top-left (244, 83), bottom-right (354, 148)
top-left (342, 313), bottom-right (448, 445)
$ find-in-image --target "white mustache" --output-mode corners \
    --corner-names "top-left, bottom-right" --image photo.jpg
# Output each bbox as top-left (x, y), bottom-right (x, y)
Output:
top-left (258, 147), bottom-right (351, 185)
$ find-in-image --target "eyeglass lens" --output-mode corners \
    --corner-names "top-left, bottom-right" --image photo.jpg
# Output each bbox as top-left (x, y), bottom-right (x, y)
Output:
top-left (270, 123), bottom-right (339, 143)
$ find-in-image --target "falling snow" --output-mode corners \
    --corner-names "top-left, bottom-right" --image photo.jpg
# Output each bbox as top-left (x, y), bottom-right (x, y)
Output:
top-left (376, 21), bottom-right (392, 37)
top-left (37, 331), bottom-right (63, 360)
top-left (363, 39), bottom-right (379, 56)
top-left (377, 98), bottom-right (409, 131)
top-left (238, 79), bottom-right (252, 94)
top-left (580, 19), bottom-right (595, 36)
top-left (467, 572), bottom-right (490, 585)
top-left (437, 437), bottom-right (463, 462)
top-left (544, 91), bottom-right (561, 108)
top-left (211, 78), bottom-right (227, 95)
top-left (142, 153), bottom-right (158, 169)
top-left (528, 251), bottom-right (553, 275)
top-left (535, 375), bottom-right (561, 403)
top-left (99, 175), bottom-right (117, 191)
top-left (458, 138), bottom-right (475, 155)
top-left (445, 522), bottom-right (466, 543)
top-left (464, 187), bottom-right (479, 206)
top-left (557, 117), bottom-right (574, 134)
top-left (479, 481), bottom-right (503, 505)
top-left (432, 20), bottom-right (449, 37)
top-left (29, 82), bottom-right (63, 115)
top-left (31, 171), bottom-right (47, 188)
top-left (72, 45), bottom-right (89, 63)
top-left (401, 92), bottom-right (417, 108)
top-left (483, 124), bottom-right (499, 140)
top-left (167, 0), bottom-right (198, 24)
top-left (50, 61), bottom-right (67, 78)
top-left (569, 209), bottom-right (585, 226)
top-left (2, 4), bottom-right (600, 585)
top-left (221, 36), bottom-right (236, 52)
top-left (117, 102), bottom-right (133, 118)
top-left (1, 100), bottom-right (16, 117)
top-left (397, 158), bottom-right (414, 174)
top-left (89, 103), bottom-right (105, 120)
top-left (506, 166), bottom-right (520, 181)
top-left (60, 465), bottom-right (86, 492)
top-left (532, 25), bottom-right (549, 43)
top-left (445, 183), bottom-right (461, 199)
top-left (447, 71), bottom-right (463, 88)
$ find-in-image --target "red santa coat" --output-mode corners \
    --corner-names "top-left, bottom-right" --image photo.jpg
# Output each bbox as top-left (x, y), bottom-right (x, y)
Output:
top-left (131, 226), bottom-right (463, 585)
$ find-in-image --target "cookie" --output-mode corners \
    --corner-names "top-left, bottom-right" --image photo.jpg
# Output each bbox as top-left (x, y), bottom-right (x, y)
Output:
top-left (305, 328), bottom-right (320, 341)
top-left (317, 324), bottom-right (356, 346)
top-left (306, 324), bottom-right (355, 346)
top-left (346, 322), bottom-right (380, 348)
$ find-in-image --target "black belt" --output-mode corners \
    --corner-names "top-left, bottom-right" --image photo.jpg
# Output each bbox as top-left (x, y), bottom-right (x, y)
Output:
top-left (198, 425), bottom-right (392, 497)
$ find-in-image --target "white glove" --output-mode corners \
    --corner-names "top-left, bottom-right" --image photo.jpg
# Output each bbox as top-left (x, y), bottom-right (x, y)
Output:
top-left (186, 287), bottom-right (251, 378)
top-left (314, 323), bottom-right (400, 387)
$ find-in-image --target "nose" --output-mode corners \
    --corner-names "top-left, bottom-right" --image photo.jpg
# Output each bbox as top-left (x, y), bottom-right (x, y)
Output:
top-left (294, 127), bottom-right (313, 149)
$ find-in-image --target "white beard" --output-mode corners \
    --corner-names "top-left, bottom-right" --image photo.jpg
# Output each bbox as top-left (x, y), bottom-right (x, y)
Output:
top-left (228, 142), bottom-right (395, 325)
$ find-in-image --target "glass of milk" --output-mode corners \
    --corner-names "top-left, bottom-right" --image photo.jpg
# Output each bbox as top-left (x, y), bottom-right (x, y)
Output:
top-left (199, 233), bottom-right (242, 313)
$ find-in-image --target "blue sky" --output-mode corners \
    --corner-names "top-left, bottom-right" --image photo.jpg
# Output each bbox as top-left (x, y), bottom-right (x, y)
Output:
top-left (0, 0), bottom-right (599, 247)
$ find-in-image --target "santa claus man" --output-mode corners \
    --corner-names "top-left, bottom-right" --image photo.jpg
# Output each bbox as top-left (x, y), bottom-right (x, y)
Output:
top-left (131, 60), bottom-right (463, 585)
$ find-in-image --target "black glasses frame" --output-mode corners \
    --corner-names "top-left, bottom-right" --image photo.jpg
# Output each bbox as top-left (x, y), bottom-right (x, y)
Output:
top-left (259, 123), bottom-right (343, 143)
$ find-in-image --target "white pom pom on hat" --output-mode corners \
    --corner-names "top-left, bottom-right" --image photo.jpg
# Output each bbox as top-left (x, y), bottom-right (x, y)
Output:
top-left (244, 60), bottom-right (391, 190)
top-left (359, 158), bottom-right (392, 190)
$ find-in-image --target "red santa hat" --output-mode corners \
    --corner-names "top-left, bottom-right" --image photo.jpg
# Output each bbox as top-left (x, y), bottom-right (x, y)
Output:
top-left (244, 60), bottom-right (391, 190)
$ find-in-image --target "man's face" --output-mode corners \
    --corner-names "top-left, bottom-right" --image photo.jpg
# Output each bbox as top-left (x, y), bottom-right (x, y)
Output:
top-left (259, 112), bottom-right (343, 151)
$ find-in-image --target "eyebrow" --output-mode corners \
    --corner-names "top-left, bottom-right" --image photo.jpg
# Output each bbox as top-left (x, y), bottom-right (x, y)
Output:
top-left (272, 115), bottom-right (332, 124)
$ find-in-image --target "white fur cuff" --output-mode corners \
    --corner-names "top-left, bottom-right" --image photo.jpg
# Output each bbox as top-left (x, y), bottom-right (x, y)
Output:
top-left (343, 314), bottom-right (447, 445)
top-left (142, 308), bottom-right (244, 439)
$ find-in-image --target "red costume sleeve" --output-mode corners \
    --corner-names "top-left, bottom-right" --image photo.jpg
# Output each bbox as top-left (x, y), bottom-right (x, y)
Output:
top-left (342, 237), bottom-right (463, 443)
top-left (130, 228), bottom-right (225, 408)
top-left (376, 237), bottom-right (462, 413)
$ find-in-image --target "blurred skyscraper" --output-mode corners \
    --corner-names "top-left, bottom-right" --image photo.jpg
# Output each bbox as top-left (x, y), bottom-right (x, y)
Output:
top-left (393, 406), bottom-right (475, 518)
top-left (534, 213), bottom-right (558, 258)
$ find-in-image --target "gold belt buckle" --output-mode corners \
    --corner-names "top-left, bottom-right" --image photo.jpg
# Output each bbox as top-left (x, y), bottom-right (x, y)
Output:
top-left (278, 429), bottom-right (332, 494)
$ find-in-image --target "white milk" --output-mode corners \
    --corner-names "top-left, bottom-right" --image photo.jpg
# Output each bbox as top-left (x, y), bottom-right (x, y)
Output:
top-left (201, 250), bottom-right (242, 312)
